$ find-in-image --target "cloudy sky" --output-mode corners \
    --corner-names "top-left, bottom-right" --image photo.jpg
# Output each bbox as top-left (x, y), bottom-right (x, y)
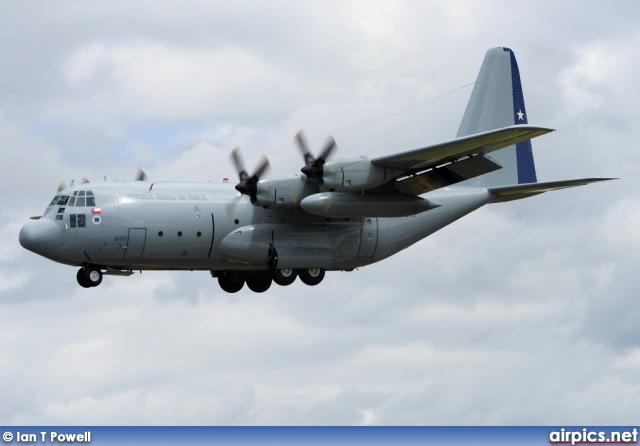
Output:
top-left (1, 1), bottom-right (639, 425)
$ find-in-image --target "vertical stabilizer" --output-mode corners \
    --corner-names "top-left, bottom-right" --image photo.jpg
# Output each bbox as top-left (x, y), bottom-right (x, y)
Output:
top-left (458, 47), bottom-right (537, 186)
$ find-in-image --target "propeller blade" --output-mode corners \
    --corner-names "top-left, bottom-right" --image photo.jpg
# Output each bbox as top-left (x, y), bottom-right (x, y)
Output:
top-left (56, 182), bottom-right (66, 193)
top-left (230, 147), bottom-right (249, 182)
top-left (295, 130), bottom-right (315, 166)
top-left (136, 169), bottom-right (147, 181)
top-left (82, 177), bottom-right (90, 184)
top-left (252, 155), bottom-right (270, 181)
top-left (224, 193), bottom-right (244, 218)
top-left (318, 136), bottom-right (336, 163)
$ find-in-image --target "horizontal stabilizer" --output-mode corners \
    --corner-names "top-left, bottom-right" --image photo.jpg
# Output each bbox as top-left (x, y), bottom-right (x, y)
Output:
top-left (488, 178), bottom-right (616, 203)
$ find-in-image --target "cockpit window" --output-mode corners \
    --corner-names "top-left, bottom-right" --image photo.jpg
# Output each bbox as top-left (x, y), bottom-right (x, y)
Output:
top-left (49, 196), bottom-right (59, 206)
top-left (56, 196), bottom-right (70, 206)
top-left (68, 190), bottom-right (98, 207)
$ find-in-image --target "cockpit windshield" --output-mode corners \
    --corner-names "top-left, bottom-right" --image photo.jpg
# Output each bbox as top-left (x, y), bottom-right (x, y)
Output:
top-left (49, 190), bottom-right (96, 208)
top-left (47, 190), bottom-right (98, 220)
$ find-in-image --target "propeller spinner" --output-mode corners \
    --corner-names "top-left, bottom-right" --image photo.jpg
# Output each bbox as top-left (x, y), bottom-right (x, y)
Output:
top-left (295, 130), bottom-right (336, 184)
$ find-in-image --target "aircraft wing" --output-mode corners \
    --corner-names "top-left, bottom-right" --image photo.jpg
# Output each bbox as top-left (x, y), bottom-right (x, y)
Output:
top-left (372, 124), bottom-right (553, 171)
top-left (488, 178), bottom-right (616, 203)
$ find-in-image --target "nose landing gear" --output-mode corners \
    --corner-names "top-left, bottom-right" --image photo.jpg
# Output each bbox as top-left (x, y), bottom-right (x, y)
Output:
top-left (77, 266), bottom-right (103, 288)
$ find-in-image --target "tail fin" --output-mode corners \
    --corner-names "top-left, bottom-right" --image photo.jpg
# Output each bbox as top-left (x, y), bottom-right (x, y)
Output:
top-left (458, 47), bottom-right (537, 186)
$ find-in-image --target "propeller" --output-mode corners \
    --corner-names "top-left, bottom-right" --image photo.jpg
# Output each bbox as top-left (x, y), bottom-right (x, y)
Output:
top-left (136, 169), bottom-right (147, 181)
top-left (296, 130), bottom-right (336, 185)
top-left (230, 147), bottom-right (270, 203)
top-left (56, 182), bottom-right (66, 193)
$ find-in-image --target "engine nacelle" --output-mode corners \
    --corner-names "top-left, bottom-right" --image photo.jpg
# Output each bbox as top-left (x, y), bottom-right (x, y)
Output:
top-left (321, 158), bottom-right (402, 192)
top-left (251, 175), bottom-right (317, 208)
top-left (301, 192), bottom-right (440, 218)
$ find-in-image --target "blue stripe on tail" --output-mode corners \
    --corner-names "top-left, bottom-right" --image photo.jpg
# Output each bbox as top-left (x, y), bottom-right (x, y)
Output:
top-left (505, 48), bottom-right (537, 184)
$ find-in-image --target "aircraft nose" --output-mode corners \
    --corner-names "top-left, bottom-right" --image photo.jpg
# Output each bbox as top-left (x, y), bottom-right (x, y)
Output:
top-left (19, 219), bottom-right (62, 259)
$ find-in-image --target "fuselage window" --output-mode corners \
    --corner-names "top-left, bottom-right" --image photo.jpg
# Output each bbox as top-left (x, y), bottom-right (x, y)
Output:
top-left (77, 214), bottom-right (86, 227)
top-left (57, 207), bottom-right (65, 214)
top-left (72, 191), bottom-right (78, 196)
top-left (86, 190), bottom-right (94, 196)
top-left (68, 196), bottom-right (76, 206)
top-left (70, 214), bottom-right (76, 228)
top-left (76, 197), bottom-right (86, 207)
top-left (78, 191), bottom-right (85, 197)
top-left (49, 196), bottom-right (59, 206)
top-left (86, 196), bottom-right (96, 207)
top-left (56, 196), bottom-right (70, 206)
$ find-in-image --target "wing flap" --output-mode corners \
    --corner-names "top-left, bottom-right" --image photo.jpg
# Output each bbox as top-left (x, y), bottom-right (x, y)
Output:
top-left (372, 125), bottom-right (553, 172)
top-left (489, 178), bottom-right (616, 203)
top-left (395, 154), bottom-right (503, 195)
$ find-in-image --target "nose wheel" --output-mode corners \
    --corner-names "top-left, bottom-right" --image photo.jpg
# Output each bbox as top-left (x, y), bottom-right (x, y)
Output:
top-left (77, 266), bottom-right (103, 288)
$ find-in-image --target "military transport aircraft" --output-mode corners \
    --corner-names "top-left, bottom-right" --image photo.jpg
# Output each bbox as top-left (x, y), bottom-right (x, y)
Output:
top-left (19, 47), bottom-right (612, 293)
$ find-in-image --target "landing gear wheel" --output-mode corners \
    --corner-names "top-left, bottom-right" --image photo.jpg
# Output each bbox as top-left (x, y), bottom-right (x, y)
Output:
top-left (77, 268), bottom-right (91, 288)
top-left (247, 277), bottom-right (272, 293)
top-left (218, 275), bottom-right (245, 293)
top-left (271, 268), bottom-right (297, 286)
top-left (84, 267), bottom-right (103, 287)
top-left (298, 268), bottom-right (325, 286)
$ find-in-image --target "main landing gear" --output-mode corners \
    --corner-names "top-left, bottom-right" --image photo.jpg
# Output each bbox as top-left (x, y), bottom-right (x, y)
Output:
top-left (213, 267), bottom-right (325, 294)
top-left (76, 266), bottom-right (103, 288)
top-left (73, 266), bottom-right (326, 293)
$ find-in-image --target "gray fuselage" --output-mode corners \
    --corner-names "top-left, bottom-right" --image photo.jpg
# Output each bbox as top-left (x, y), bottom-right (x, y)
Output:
top-left (19, 180), bottom-right (492, 273)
